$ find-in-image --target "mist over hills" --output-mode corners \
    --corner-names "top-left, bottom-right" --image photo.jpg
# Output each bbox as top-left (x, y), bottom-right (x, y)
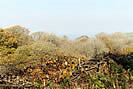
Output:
top-left (61, 32), bottom-right (133, 40)
top-left (58, 33), bottom-right (96, 40)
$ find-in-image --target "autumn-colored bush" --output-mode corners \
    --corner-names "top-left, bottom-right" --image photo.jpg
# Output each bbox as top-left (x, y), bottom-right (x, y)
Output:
top-left (96, 32), bottom-right (133, 54)
top-left (25, 55), bottom-right (79, 84)
top-left (121, 48), bottom-right (133, 55)
top-left (5, 25), bottom-right (33, 45)
top-left (0, 29), bottom-right (21, 65)
top-left (2, 25), bottom-right (133, 89)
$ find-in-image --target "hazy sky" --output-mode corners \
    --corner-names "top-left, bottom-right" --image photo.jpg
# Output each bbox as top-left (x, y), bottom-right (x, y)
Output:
top-left (0, 0), bottom-right (133, 37)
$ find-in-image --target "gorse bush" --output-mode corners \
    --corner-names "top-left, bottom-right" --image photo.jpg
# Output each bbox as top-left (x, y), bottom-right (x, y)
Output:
top-left (1, 25), bottom-right (133, 89)
top-left (14, 41), bottom-right (57, 69)
top-left (0, 29), bottom-right (21, 65)
top-left (1, 25), bottom-right (133, 69)
top-left (5, 25), bottom-right (33, 45)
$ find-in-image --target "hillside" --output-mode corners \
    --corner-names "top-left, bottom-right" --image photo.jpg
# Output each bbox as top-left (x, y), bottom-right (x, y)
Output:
top-left (1, 26), bottom-right (133, 89)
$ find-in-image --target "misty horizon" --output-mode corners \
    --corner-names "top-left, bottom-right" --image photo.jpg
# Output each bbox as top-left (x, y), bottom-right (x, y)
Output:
top-left (0, 0), bottom-right (133, 36)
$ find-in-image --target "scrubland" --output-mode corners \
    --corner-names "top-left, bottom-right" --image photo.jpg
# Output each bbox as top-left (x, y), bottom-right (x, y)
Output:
top-left (1, 25), bottom-right (133, 89)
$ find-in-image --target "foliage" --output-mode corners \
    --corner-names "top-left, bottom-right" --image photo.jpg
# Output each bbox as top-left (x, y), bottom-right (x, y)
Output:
top-left (60, 78), bottom-right (72, 89)
top-left (2, 25), bottom-right (133, 89)
top-left (45, 80), bottom-right (55, 89)
top-left (121, 48), bottom-right (133, 55)
top-left (25, 55), bottom-right (79, 82)
top-left (31, 32), bottom-right (46, 40)
top-left (96, 32), bottom-right (133, 54)
top-left (0, 29), bottom-right (21, 65)
top-left (5, 25), bottom-right (33, 45)
top-left (61, 38), bottom-right (109, 59)
top-left (109, 53), bottom-right (133, 70)
top-left (14, 41), bottom-right (57, 69)
top-left (31, 32), bottom-right (62, 47)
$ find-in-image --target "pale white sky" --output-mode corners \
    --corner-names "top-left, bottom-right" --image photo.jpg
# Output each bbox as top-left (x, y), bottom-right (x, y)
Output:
top-left (0, 0), bottom-right (133, 37)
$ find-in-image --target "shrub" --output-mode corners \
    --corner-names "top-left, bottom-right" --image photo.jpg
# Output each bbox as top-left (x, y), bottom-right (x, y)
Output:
top-left (45, 33), bottom-right (62, 47)
top-left (5, 25), bottom-right (32, 45)
top-left (0, 29), bottom-right (21, 65)
top-left (14, 41), bottom-right (57, 69)
top-left (96, 32), bottom-right (133, 54)
top-left (60, 38), bottom-right (108, 59)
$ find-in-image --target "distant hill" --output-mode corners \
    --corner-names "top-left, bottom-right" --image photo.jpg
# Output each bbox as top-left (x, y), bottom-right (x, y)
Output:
top-left (76, 35), bottom-right (89, 42)
top-left (67, 33), bottom-right (96, 40)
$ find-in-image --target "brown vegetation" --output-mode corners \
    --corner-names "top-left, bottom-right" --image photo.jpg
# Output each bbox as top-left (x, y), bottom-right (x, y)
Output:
top-left (1, 25), bottom-right (133, 88)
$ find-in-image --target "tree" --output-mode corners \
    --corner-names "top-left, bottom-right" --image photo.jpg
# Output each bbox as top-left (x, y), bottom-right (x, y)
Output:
top-left (5, 25), bottom-right (32, 45)
top-left (5, 25), bottom-right (29, 34)
top-left (0, 29), bottom-right (21, 65)
top-left (45, 33), bottom-right (62, 47)
top-left (31, 32), bottom-right (47, 41)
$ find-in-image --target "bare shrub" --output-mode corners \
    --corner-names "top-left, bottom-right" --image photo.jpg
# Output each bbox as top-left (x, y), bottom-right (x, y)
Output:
top-left (96, 32), bottom-right (133, 54)
top-left (85, 38), bottom-right (109, 58)
top-left (31, 32), bottom-right (63, 47)
top-left (45, 33), bottom-right (62, 47)
top-left (31, 32), bottom-right (48, 41)
top-left (60, 38), bottom-right (108, 59)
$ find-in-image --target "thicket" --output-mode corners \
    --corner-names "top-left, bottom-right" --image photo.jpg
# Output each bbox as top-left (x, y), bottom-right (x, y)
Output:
top-left (1, 25), bottom-right (133, 88)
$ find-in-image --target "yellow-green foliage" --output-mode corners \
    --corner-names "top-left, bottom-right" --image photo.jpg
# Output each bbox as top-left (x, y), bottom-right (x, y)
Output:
top-left (5, 25), bottom-right (33, 45)
top-left (121, 48), bottom-right (133, 55)
top-left (1, 25), bottom-right (133, 89)
top-left (0, 29), bottom-right (21, 64)
top-left (14, 41), bottom-right (58, 69)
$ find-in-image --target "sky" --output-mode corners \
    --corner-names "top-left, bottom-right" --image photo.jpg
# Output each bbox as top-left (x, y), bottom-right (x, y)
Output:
top-left (0, 0), bottom-right (133, 38)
